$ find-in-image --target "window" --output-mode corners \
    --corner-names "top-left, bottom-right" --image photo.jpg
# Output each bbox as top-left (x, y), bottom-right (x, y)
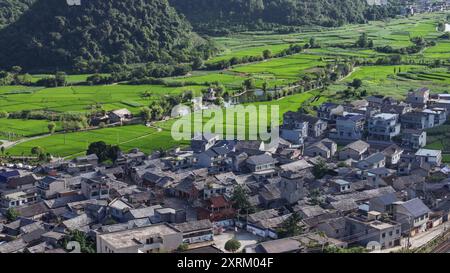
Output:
top-left (382, 233), bottom-right (386, 238)
top-left (389, 231), bottom-right (393, 236)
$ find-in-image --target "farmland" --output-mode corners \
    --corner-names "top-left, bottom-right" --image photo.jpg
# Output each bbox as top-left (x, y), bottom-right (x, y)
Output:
top-left (2, 12), bottom-right (450, 161)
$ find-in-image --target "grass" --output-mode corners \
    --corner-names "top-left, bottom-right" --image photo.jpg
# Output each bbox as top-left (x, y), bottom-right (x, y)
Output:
top-left (0, 84), bottom-right (205, 114)
top-left (6, 123), bottom-right (187, 158)
top-left (232, 54), bottom-right (326, 79)
top-left (0, 118), bottom-right (60, 139)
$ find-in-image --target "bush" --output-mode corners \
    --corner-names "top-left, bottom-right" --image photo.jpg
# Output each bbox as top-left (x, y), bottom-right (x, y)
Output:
top-left (225, 239), bottom-right (241, 253)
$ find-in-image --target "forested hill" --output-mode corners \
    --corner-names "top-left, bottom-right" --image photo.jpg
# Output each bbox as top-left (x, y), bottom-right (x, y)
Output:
top-left (169, 0), bottom-right (403, 34)
top-left (0, 0), bottom-right (211, 72)
top-left (0, 0), bottom-right (35, 29)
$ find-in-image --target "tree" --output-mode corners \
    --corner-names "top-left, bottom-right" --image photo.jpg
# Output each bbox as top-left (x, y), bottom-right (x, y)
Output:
top-left (107, 145), bottom-right (121, 163)
top-left (87, 141), bottom-right (108, 162)
top-left (356, 33), bottom-right (369, 48)
top-left (224, 239), bottom-right (241, 253)
top-left (0, 110), bottom-right (8, 118)
top-left (5, 208), bottom-right (20, 222)
top-left (64, 230), bottom-right (96, 253)
top-left (140, 106), bottom-right (152, 123)
top-left (309, 37), bottom-right (317, 48)
top-left (262, 49), bottom-right (272, 59)
top-left (31, 146), bottom-right (45, 156)
top-left (350, 78), bottom-right (363, 89)
top-left (192, 57), bottom-right (204, 70)
top-left (312, 159), bottom-right (329, 179)
top-left (177, 243), bottom-right (189, 252)
top-left (277, 212), bottom-right (304, 238)
top-left (48, 122), bottom-right (56, 134)
top-left (243, 78), bottom-right (255, 90)
top-left (1, 146), bottom-right (4, 155)
top-left (231, 185), bottom-right (253, 214)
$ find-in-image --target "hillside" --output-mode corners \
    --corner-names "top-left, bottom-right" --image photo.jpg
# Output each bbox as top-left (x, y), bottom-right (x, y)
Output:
top-left (0, 0), bottom-right (35, 29)
top-left (0, 0), bottom-right (210, 72)
top-left (169, 0), bottom-right (403, 34)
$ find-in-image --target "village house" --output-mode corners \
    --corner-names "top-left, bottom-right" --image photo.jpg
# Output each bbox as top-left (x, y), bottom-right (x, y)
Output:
top-left (191, 133), bottom-right (220, 153)
top-left (96, 223), bottom-right (183, 253)
top-left (195, 146), bottom-right (232, 174)
top-left (329, 114), bottom-right (365, 142)
top-left (406, 87), bottom-right (430, 108)
top-left (368, 113), bottom-right (401, 142)
top-left (366, 95), bottom-right (397, 108)
top-left (283, 111), bottom-right (328, 138)
top-left (317, 102), bottom-right (344, 122)
top-left (393, 198), bottom-right (431, 236)
top-left (339, 140), bottom-right (370, 161)
top-left (281, 114), bottom-right (309, 145)
top-left (304, 139), bottom-right (337, 159)
top-left (415, 149), bottom-right (442, 167)
top-left (37, 176), bottom-right (67, 200)
top-left (173, 219), bottom-right (214, 245)
top-left (246, 154), bottom-right (278, 180)
top-left (81, 177), bottom-right (110, 200)
top-left (197, 195), bottom-right (235, 224)
top-left (355, 152), bottom-right (386, 170)
top-left (382, 144), bottom-right (404, 167)
top-left (109, 108), bottom-right (132, 124)
top-left (345, 211), bottom-right (402, 249)
top-left (0, 190), bottom-right (38, 209)
top-left (401, 129), bottom-right (427, 150)
top-left (246, 209), bottom-right (291, 239)
top-left (401, 111), bottom-right (435, 130)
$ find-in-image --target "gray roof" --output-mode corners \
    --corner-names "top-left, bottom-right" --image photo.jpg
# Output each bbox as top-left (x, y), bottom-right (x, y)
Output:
top-left (174, 219), bottom-right (213, 233)
top-left (370, 193), bottom-right (398, 206)
top-left (363, 152), bottom-right (385, 164)
top-left (127, 205), bottom-right (163, 219)
top-left (62, 213), bottom-right (94, 230)
top-left (246, 154), bottom-right (277, 166)
top-left (0, 239), bottom-right (27, 253)
top-left (258, 238), bottom-right (302, 253)
top-left (399, 198), bottom-right (431, 218)
top-left (343, 140), bottom-right (370, 153)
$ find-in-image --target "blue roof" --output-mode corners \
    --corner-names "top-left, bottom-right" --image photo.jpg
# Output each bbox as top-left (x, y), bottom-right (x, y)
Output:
top-left (0, 170), bottom-right (20, 182)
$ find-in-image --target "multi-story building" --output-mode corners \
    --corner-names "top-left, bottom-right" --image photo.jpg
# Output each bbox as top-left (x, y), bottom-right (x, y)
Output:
top-left (37, 176), bottom-right (66, 200)
top-left (81, 177), bottom-right (110, 200)
top-left (406, 87), bottom-right (430, 108)
top-left (96, 223), bottom-right (183, 253)
top-left (317, 103), bottom-right (344, 122)
top-left (330, 114), bottom-right (365, 142)
top-left (401, 129), bottom-right (427, 150)
top-left (368, 113), bottom-right (401, 141)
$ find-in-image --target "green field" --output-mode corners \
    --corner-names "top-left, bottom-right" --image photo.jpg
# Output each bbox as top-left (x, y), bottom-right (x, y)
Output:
top-left (6, 123), bottom-right (187, 158)
top-left (0, 118), bottom-right (61, 139)
top-left (0, 84), bottom-right (205, 114)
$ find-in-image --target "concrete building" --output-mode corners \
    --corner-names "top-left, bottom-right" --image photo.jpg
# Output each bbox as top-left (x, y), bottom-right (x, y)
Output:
top-left (368, 113), bottom-right (401, 142)
top-left (96, 223), bottom-right (183, 253)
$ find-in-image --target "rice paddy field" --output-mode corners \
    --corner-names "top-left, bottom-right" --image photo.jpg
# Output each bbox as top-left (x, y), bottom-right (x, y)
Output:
top-left (2, 12), bottom-right (450, 160)
top-left (0, 84), bottom-right (205, 114)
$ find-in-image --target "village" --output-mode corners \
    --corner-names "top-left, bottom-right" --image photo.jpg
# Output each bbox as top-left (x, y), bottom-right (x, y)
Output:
top-left (0, 86), bottom-right (450, 254)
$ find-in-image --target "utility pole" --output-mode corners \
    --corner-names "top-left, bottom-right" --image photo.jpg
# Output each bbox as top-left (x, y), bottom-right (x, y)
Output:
top-left (406, 216), bottom-right (413, 250)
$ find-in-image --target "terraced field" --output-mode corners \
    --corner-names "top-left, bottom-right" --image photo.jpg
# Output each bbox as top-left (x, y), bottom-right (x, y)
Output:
top-left (0, 84), bottom-right (205, 114)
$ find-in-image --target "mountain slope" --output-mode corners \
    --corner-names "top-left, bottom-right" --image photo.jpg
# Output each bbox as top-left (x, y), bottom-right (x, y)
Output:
top-left (0, 0), bottom-right (209, 71)
top-left (169, 0), bottom-right (402, 33)
top-left (0, 0), bottom-right (35, 29)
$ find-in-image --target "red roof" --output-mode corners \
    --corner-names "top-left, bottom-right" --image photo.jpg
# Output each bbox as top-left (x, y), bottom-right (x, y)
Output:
top-left (208, 196), bottom-right (230, 208)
